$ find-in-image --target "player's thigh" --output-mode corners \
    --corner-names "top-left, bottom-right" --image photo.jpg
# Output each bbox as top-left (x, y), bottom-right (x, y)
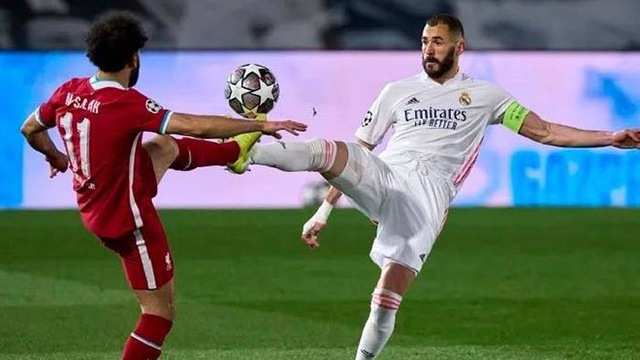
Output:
top-left (371, 175), bottom-right (451, 274)
top-left (142, 135), bottom-right (178, 184)
top-left (326, 142), bottom-right (391, 220)
top-left (100, 205), bottom-right (175, 294)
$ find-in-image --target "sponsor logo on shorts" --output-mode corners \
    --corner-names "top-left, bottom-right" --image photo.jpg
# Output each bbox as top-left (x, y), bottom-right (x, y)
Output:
top-left (419, 253), bottom-right (426, 262)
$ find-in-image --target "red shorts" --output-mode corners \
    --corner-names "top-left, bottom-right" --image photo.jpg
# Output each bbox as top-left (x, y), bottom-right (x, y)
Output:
top-left (99, 205), bottom-right (174, 290)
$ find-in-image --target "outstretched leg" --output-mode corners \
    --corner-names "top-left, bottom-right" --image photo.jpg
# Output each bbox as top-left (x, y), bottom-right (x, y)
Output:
top-left (142, 135), bottom-right (241, 183)
top-left (250, 138), bottom-right (349, 179)
top-left (355, 262), bottom-right (416, 359)
top-left (251, 139), bottom-right (384, 220)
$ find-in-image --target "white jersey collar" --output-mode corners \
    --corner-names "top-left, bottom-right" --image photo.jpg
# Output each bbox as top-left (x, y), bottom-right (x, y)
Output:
top-left (420, 69), bottom-right (466, 86)
top-left (89, 75), bottom-right (127, 90)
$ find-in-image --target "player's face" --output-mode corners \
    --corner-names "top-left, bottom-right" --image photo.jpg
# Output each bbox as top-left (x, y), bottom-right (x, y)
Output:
top-left (128, 53), bottom-right (140, 87)
top-left (421, 24), bottom-right (461, 80)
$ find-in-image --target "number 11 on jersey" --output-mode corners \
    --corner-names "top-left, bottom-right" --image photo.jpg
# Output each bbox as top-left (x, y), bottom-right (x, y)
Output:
top-left (60, 112), bottom-right (91, 181)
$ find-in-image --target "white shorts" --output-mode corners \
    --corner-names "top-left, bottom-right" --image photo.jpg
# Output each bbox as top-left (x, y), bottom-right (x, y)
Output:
top-left (329, 143), bottom-right (453, 273)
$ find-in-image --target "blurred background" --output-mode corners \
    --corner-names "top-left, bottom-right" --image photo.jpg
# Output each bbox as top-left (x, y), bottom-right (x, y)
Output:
top-left (2, 0), bottom-right (640, 50)
top-left (1, 2), bottom-right (639, 359)
top-left (2, 0), bottom-right (640, 210)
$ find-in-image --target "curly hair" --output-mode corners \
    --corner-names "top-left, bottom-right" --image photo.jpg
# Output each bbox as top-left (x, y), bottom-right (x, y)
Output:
top-left (85, 12), bottom-right (148, 72)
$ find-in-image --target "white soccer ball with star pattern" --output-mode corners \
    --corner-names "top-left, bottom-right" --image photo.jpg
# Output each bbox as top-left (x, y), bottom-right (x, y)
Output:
top-left (224, 63), bottom-right (280, 117)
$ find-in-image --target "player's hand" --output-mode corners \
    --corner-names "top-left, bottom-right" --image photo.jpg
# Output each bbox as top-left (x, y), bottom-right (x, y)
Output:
top-left (46, 151), bottom-right (69, 178)
top-left (261, 120), bottom-right (307, 139)
top-left (613, 129), bottom-right (640, 149)
top-left (301, 201), bottom-right (333, 249)
top-left (302, 218), bottom-right (326, 249)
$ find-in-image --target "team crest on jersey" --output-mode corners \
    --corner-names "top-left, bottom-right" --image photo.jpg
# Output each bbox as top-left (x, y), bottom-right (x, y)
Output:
top-left (146, 99), bottom-right (163, 114)
top-left (361, 111), bottom-right (373, 127)
top-left (459, 92), bottom-right (471, 106)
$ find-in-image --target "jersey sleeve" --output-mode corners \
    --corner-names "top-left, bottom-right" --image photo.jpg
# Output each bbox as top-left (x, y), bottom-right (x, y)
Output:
top-left (355, 84), bottom-right (397, 145)
top-left (487, 84), bottom-right (516, 125)
top-left (35, 83), bottom-right (68, 128)
top-left (487, 84), bottom-right (531, 133)
top-left (129, 90), bottom-right (173, 134)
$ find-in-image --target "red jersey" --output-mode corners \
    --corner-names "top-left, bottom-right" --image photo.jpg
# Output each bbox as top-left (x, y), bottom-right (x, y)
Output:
top-left (36, 76), bottom-right (173, 238)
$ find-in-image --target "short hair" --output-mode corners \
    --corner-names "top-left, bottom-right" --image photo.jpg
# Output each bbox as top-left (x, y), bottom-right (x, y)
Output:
top-left (85, 12), bottom-right (148, 72)
top-left (426, 13), bottom-right (464, 39)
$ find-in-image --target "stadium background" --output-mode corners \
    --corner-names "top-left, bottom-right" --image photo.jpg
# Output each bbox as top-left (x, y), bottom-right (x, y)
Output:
top-left (1, 1), bottom-right (639, 359)
top-left (2, 0), bottom-right (640, 209)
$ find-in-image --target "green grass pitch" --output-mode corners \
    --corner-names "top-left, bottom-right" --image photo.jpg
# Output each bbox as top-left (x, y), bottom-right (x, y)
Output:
top-left (1, 208), bottom-right (638, 359)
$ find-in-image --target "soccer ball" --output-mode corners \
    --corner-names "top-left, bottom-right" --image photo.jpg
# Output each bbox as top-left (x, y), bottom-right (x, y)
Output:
top-left (224, 63), bottom-right (280, 117)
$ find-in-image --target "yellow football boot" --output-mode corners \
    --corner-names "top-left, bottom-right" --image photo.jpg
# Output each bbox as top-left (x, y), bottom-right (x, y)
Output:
top-left (227, 113), bottom-right (266, 174)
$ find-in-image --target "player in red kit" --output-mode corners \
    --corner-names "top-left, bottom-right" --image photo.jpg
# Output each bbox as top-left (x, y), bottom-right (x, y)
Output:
top-left (19, 12), bottom-right (307, 360)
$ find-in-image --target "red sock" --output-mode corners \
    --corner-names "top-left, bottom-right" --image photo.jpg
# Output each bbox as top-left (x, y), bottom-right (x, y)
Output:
top-left (121, 313), bottom-right (173, 360)
top-left (170, 137), bottom-right (240, 171)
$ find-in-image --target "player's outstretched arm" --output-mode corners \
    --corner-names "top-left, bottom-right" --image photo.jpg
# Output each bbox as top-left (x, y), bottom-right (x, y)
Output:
top-left (165, 113), bottom-right (307, 139)
top-left (518, 111), bottom-right (640, 148)
top-left (20, 114), bottom-right (69, 177)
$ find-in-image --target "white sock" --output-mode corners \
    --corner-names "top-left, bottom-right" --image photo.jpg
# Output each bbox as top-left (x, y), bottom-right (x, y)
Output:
top-left (355, 288), bottom-right (402, 359)
top-left (250, 139), bottom-right (337, 172)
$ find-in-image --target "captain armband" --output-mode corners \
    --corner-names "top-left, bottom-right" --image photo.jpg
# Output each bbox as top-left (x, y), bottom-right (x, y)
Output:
top-left (501, 101), bottom-right (531, 133)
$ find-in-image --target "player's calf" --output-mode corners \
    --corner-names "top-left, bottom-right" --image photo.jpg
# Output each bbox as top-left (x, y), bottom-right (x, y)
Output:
top-left (354, 262), bottom-right (415, 359)
top-left (122, 281), bottom-right (175, 360)
top-left (121, 313), bottom-right (173, 360)
top-left (168, 137), bottom-right (240, 171)
top-left (355, 288), bottom-right (403, 360)
top-left (250, 138), bottom-right (348, 175)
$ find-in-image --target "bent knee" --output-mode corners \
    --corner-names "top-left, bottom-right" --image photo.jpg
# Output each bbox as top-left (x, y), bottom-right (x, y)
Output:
top-left (331, 141), bottom-right (349, 175)
top-left (135, 281), bottom-right (177, 321)
top-left (140, 299), bottom-right (176, 321)
top-left (376, 262), bottom-right (416, 295)
top-left (143, 135), bottom-right (179, 161)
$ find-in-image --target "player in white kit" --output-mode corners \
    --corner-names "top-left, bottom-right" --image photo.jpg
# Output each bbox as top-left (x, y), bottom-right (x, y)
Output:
top-left (229, 14), bottom-right (640, 359)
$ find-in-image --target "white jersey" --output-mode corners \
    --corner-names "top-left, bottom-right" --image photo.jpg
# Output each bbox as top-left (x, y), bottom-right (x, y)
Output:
top-left (355, 71), bottom-right (514, 189)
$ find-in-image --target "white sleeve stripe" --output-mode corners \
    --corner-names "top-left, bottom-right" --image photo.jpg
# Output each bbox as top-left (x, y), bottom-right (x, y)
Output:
top-left (159, 111), bottom-right (173, 134)
top-left (33, 108), bottom-right (48, 128)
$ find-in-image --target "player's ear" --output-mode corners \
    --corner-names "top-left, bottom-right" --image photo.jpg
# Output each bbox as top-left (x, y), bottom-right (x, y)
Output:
top-left (456, 39), bottom-right (466, 55)
top-left (131, 52), bottom-right (140, 68)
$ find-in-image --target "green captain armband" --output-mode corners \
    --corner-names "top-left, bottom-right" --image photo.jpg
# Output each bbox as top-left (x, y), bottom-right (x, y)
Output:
top-left (502, 101), bottom-right (531, 133)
